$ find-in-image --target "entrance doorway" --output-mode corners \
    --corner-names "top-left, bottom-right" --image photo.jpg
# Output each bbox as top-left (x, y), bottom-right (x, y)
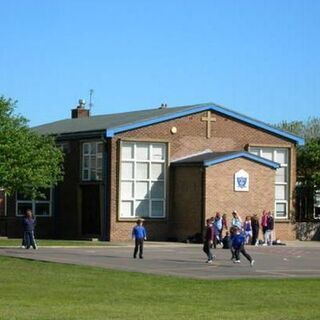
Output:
top-left (81, 185), bottom-right (101, 236)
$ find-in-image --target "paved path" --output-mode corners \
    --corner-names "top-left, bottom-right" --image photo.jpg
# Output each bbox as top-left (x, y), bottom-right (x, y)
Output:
top-left (1, 243), bottom-right (320, 279)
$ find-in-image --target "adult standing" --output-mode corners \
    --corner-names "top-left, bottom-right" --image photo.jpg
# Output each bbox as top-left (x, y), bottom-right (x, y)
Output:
top-left (213, 212), bottom-right (223, 248)
top-left (231, 210), bottom-right (242, 230)
top-left (251, 214), bottom-right (260, 246)
top-left (22, 209), bottom-right (37, 250)
top-left (261, 210), bottom-right (268, 238)
top-left (264, 212), bottom-right (274, 246)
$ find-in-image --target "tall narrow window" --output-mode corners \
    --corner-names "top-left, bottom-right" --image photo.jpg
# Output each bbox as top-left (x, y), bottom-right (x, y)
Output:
top-left (249, 147), bottom-right (289, 219)
top-left (120, 142), bottom-right (166, 218)
top-left (82, 141), bottom-right (103, 181)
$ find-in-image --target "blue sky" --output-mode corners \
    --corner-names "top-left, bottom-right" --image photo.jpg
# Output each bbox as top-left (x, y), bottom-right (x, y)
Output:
top-left (0, 0), bottom-right (319, 126)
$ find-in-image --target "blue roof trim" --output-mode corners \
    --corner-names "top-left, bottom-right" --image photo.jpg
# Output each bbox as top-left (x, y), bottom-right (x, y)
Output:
top-left (204, 152), bottom-right (281, 169)
top-left (105, 104), bottom-right (305, 145)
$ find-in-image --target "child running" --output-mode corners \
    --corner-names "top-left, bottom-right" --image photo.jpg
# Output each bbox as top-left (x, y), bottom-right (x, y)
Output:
top-left (232, 227), bottom-right (255, 267)
top-left (203, 218), bottom-right (215, 263)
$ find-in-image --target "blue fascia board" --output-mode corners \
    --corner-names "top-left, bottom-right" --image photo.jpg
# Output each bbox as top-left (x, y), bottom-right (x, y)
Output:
top-left (105, 104), bottom-right (305, 145)
top-left (203, 152), bottom-right (281, 169)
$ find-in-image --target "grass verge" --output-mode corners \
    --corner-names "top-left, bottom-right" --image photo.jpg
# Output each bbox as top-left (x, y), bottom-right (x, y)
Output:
top-left (0, 256), bottom-right (319, 320)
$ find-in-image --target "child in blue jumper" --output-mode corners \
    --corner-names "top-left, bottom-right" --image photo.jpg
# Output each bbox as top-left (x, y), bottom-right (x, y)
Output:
top-left (132, 219), bottom-right (147, 259)
top-left (232, 227), bottom-right (254, 266)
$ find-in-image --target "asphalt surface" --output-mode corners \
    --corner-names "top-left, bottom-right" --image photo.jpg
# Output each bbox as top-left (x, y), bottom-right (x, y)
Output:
top-left (1, 242), bottom-right (320, 279)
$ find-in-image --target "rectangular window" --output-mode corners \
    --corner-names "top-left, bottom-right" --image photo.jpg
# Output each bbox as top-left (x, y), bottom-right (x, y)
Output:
top-left (120, 142), bottom-right (167, 218)
top-left (82, 141), bottom-right (103, 181)
top-left (249, 147), bottom-right (289, 219)
top-left (16, 189), bottom-right (52, 217)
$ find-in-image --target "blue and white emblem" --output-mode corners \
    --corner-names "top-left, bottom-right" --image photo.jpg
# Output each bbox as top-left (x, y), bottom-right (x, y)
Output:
top-left (235, 170), bottom-right (249, 191)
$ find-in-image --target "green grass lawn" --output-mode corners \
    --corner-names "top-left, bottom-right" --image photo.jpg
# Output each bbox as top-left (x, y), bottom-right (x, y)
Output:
top-left (0, 238), bottom-right (124, 247)
top-left (0, 256), bottom-right (319, 320)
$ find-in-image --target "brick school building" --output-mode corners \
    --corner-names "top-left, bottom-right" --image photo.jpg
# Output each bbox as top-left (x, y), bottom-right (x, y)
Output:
top-left (0, 101), bottom-right (304, 241)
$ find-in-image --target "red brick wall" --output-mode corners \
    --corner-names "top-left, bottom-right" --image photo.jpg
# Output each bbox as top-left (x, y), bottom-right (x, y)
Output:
top-left (109, 110), bottom-right (297, 241)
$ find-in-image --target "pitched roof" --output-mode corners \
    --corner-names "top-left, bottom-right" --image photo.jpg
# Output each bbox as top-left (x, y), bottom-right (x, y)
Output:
top-left (33, 102), bottom-right (304, 144)
top-left (172, 151), bottom-right (281, 169)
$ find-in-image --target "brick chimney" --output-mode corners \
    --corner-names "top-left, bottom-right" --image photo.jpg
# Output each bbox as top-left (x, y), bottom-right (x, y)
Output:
top-left (71, 99), bottom-right (90, 119)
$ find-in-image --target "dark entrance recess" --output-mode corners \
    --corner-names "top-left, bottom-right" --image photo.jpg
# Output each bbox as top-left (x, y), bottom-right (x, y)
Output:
top-left (81, 185), bottom-right (101, 236)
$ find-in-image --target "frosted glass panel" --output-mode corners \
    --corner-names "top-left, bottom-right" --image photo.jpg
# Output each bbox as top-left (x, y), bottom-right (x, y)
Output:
top-left (276, 203), bottom-right (286, 218)
top-left (275, 185), bottom-right (286, 200)
top-left (136, 181), bottom-right (149, 199)
top-left (121, 201), bottom-right (133, 217)
top-left (152, 144), bottom-right (165, 160)
top-left (136, 144), bottom-right (149, 160)
top-left (122, 143), bottom-right (134, 159)
top-left (121, 181), bottom-right (133, 198)
top-left (276, 167), bottom-right (286, 183)
top-left (275, 150), bottom-right (287, 164)
top-left (250, 149), bottom-right (259, 156)
top-left (122, 162), bottom-right (134, 179)
top-left (151, 163), bottom-right (164, 180)
top-left (151, 181), bottom-right (164, 198)
top-left (135, 200), bottom-right (149, 217)
top-left (136, 162), bottom-right (149, 179)
top-left (262, 149), bottom-right (273, 161)
top-left (83, 143), bottom-right (89, 154)
top-left (151, 201), bottom-right (164, 217)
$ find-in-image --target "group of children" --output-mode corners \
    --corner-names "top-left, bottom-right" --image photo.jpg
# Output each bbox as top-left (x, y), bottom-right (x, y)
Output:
top-left (21, 209), bottom-right (273, 268)
top-left (202, 210), bottom-right (276, 266)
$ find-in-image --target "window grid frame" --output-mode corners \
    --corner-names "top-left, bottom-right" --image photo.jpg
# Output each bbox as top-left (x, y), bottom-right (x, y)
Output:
top-left (120, 142), bottom-right (166, 219)
top-left (82, 141), bottom-right (103, 181)
top-left (16, 189), bottom-right (53, 217)
top-left (249, 147), bottom-right (289, 219)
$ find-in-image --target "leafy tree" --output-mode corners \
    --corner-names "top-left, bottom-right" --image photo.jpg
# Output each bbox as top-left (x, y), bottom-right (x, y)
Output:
top-left (0, 96), bottom-right (64, 198)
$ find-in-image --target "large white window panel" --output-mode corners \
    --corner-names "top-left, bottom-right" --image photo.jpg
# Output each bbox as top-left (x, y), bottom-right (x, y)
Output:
top-left (152, 144), bottom-right (165, 161)
top-left (135, 181), bottom-right (149, 199)
top-left (276, 167), bottom-right (286, 183)
top-left (136, 144), bottom-right (149, 160)
top-left (136, 162), bottom-right (149, 179)
top-left (122, 143), bottom-right (134, 159)
top-left (122, 162), bottom-right (134, 179)
top-left (275, 149), bottom-right (288, 164)
top-left (120, 141), bottom-right (166, 218)
top-left (250, 148), bottom-right (260, 156)
top-left (275, 185), bottom-right (286, 200)
top-left (151, 201), bottom-right (164, 217)
top-left (276, 203), bottom-right (287, 218)
top-left (135, 200), bottom-right (149, 217)
top-left (261, 149), bottom-right (273, 161)
top-left (121, 181), bottom-right (134, 199)
top-left (151, 181), bottom-right (164, 198)
top-left (121, 201), bottom-right (133, 217)
top-left (151, 163), bottom-right (164, 180)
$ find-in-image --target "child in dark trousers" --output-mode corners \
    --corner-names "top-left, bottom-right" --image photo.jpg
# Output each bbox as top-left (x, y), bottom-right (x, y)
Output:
top-left (23, 209), bottom-right (37, 249)
top-left (132, 219), bottom-right (147, 259)
top-left (203, 219), bottom-right (215, 263)
top-left (232, 228), bottom-right (254, 266)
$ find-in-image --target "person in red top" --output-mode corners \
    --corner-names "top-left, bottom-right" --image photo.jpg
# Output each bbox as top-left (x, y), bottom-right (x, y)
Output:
top-left (203, 218), bottom-right (215, 263)
top-left (261, 210), bottom-right (268, 237)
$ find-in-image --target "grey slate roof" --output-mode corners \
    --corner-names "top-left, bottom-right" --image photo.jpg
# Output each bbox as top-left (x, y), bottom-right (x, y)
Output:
top-left (33, 103), bottom-right (210, 135)
top-left (32, 101), bottom-right (304, 145)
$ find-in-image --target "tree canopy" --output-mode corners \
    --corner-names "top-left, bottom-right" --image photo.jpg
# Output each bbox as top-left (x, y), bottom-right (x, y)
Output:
top-left (0, 96), bottom-right (64, 198)
top-left (275, 117), bottom-right (320, 189)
